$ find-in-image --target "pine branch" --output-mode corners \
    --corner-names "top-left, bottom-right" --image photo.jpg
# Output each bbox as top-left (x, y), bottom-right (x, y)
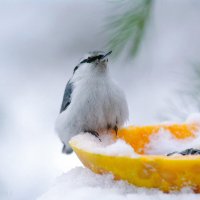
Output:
top-left (106, 0), bottom-right (153, 59)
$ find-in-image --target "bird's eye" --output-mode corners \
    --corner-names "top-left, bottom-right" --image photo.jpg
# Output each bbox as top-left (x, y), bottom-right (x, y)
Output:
top-left (87, 57), bottom-right (93, 63)
top-left (80, 55), bottom-right (101, 64)
top-left (97, 55), bottom-right (104, 60)
top-left (87, 56), bottom-right (101, 63)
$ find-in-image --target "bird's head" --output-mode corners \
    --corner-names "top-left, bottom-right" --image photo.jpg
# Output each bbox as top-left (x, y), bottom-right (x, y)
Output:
top-left (73, 51), bottom-right (112, 77)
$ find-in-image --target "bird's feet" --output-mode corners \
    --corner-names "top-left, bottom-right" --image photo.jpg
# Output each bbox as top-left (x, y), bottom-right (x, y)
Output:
top-left (85, 130), bottom-right (101, 142)
top-left (107, 124), bottom-right (118, 135)
top-left (114, 125), bottom-right (118, 136)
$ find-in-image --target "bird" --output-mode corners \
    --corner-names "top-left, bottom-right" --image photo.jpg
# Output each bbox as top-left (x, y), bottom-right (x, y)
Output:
top-left (55, 51), bottom-right (129, 154)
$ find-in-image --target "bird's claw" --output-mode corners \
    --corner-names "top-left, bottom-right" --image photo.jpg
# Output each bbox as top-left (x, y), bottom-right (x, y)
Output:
top-left (85, 130), bottom-right (101, 142)
top-left (114, 125), bottom-right (118, 136)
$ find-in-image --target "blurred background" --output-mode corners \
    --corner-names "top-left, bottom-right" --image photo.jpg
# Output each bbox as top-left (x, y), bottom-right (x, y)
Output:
top-left (1, 0), bottom-right (200, 199)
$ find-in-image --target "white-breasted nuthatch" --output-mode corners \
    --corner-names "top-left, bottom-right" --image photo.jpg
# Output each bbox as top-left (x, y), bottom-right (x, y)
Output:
top-left (55, 51), bottom-right (129, 154)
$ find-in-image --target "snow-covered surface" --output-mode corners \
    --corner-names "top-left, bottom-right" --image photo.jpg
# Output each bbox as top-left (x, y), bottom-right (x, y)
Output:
top-left (38, 167), bottom-right (200, 200)
top-left (145, 128), bottom-right (200, 155)
top-left (70, 133), bottom-right (139, 157)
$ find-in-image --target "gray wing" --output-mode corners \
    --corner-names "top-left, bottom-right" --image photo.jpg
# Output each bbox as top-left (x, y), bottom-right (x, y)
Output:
top-left (60, 80), bottom-right (73, 113)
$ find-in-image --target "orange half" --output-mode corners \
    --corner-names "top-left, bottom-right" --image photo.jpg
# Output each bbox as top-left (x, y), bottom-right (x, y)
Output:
top-left (69, 123), bottom-right (200, 192)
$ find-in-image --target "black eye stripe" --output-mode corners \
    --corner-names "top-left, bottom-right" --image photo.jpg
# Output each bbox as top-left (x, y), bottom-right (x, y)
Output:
top-left (80, 59), bottom-right (88, 64)
top-left (73, 65), bottom-right (79, 74)
top-left (80, 55), bottom-right (104, 64)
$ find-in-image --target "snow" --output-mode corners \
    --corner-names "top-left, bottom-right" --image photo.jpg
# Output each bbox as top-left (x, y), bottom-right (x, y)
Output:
top-left (145, 113), bottom-right (200, 155)
top-left (38, 167), bottom-right (200, 200)
top-left (145, 128), bottom-right (200, 155)
top-left (70, 133), bottom-right (139, 157)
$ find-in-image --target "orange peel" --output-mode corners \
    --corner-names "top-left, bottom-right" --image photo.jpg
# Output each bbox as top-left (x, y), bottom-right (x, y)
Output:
top-left (69, 123), bottom-right (200, 192)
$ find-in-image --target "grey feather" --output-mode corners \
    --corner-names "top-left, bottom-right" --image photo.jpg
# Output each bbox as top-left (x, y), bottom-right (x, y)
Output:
top-left (62, 144), bottom-right (73, 154)
top-left (60, 80), bottom-right (73, 113)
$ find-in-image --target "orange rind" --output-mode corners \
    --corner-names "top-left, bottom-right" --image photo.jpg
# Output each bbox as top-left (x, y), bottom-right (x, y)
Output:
top-left (69, 123), bottom-right (200, 192)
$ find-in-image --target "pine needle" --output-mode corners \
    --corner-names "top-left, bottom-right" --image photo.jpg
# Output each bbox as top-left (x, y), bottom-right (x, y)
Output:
top-left (106, 0), bottom-right (153, 59)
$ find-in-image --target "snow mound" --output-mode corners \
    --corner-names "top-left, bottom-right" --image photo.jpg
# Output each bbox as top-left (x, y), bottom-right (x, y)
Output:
top-left (70, 133), bottom-right (139, 157)
top-left (38, 167), bottom-right (200, 200)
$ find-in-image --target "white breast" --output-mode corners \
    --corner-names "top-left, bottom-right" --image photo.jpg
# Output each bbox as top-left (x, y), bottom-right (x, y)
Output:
top-left (68, 74), bottom-right (129, 131)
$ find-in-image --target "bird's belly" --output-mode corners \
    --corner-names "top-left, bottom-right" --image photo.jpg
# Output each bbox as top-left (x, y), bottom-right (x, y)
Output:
top-left (79, 97), bottom-right (118, 131)
top-left (70, 80), bottom-right (125, 131)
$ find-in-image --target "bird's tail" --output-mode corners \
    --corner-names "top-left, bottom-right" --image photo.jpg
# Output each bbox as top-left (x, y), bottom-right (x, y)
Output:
top-left (62, 143), bottom-right (73, 154)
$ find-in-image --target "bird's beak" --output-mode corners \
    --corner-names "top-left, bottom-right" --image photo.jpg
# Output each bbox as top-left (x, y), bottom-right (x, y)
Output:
top-left (101, 51), bottom-right (112, 60)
